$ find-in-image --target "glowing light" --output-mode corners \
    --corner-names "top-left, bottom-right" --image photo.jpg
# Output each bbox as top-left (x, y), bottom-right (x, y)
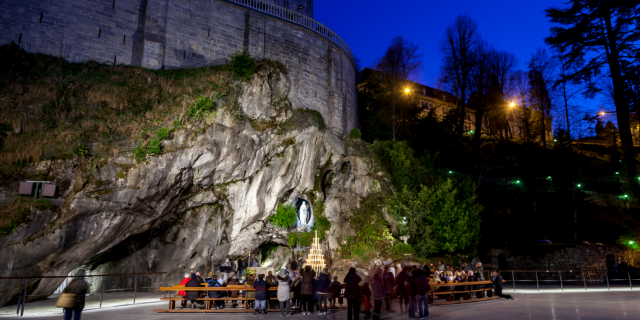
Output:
top-left (599, 111), bottom-right (605, 116)
top-left (405, 88), bottom-right (410, 93)
top-left (630, 241), bottom-right (635, 245)
top-left (577, 184), bottom-right (581, 187)
top-left (616, 172), bottom-right (619, 175)
top-left (449, 171), bottom-right (453, 174)
top-left (509, 102), bottom-right (515, 107)
top-left (516, 180), bottom-right (521, 184)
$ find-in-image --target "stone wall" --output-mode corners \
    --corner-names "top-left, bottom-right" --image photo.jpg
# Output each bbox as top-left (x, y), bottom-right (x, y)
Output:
top-left (492, 246), bottom-right (640, 271)
top-left (0, 0), bottom-right (356, 136)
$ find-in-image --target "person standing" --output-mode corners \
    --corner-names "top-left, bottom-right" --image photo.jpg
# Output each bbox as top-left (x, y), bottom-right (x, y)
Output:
top-left (410, 267), bottom-right (430, 319)
top-left (370, 274), bottom-right (385, 320)
top-left (382, 268), bottom-right (395, 310)
top-left (344, 268), bottom-right (362, 320)
top-left (329, 276), bottom-right (342, 309)
top-left (299, 265), bottom-right (316, 314)
top-left (317, 268), bottom-right (331, 315)
top-left (61, 275), bottom-right (88, 320)
top-left (227, 273), bottom-right (240, 308)
top-left (291, 272), bottom-right (302, 311)
top-left (251, 259), bottom-right (259, 267)
top-left (476, 262), bottom-right (484, 281)
top-left (438, 261), bottom-right (444, 272)
top-left (276, 268), bottom-right (292, 316)
top-left (396, 266), bottom-right (410, 313)
top-left (238, 258), bottom-right (245, 279)
top-left (290, 258), bottom-right (299, 273)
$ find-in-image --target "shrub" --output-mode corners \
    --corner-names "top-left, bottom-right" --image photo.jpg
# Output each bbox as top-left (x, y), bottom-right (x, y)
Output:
top-left (72, 144), bottom-right (89, 157)
top-left (188, 96), bottom-right (215, 120)
top-left (156, 127), bottom-right (171, 140)
top-left (349, 128), bottom-right (362, 139)
top-left (270, 203), bottom-right (297, 228)
top-left (147, 138), bottom-right (161, 155)
top-left (230, 52), bottom-right (257, 81)
top-left (133, 146), bottom-right (146, 161)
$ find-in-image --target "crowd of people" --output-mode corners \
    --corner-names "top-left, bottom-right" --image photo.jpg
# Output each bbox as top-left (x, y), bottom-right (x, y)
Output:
top-left (178, 259), bottom-right (512, 318)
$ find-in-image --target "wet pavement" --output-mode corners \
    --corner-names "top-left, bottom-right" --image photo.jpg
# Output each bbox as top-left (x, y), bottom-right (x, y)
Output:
top-left (3, 290), bottom-right (639, 319)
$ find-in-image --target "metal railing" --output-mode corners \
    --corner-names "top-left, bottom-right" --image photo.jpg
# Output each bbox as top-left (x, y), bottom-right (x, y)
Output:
top-left (493, 269), bottom-right (640, 292)
top-left (2, 272), bottom-right (167, 317)
top-left (227, 0), bottom-right (354, 64)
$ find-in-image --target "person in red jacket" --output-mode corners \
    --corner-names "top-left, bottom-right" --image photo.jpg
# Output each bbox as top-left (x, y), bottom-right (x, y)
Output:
top-left (178, 273), bottom-right (190, 308)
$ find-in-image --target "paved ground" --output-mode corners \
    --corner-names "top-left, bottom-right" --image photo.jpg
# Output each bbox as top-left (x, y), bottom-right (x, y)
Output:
top-left (5, 291), bottom-right (640, 320)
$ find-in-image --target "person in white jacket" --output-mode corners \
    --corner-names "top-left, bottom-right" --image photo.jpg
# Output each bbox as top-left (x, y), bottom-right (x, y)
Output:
top-left (275, 268), bottom-right (292, 316)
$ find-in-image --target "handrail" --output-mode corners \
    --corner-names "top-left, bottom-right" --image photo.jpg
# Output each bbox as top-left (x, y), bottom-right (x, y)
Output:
top-left (0, 272), bottom-right (167, 279)
top-left (226, 0), bottom-right (354, 64)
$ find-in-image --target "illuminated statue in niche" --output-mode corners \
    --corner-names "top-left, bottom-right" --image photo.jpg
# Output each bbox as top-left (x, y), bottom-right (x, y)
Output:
top-left (295, 199), bottom-right (314, 231)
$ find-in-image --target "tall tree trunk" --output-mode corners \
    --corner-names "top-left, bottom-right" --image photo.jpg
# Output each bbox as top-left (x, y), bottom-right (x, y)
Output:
top-left (603, 13), bottom-right (638, 194)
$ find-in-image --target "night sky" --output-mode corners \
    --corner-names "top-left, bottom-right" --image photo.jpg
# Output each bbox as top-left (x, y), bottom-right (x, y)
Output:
top-left (315, 0), bottom-right (604, 119)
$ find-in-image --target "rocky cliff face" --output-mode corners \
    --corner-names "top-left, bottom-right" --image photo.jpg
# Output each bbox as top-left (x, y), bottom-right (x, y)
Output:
top-left (0, 68), bottom-right (383, 307)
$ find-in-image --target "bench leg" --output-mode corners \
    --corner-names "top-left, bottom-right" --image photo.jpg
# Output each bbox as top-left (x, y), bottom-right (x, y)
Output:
top-left (170, 300), bottom-right (175, 310)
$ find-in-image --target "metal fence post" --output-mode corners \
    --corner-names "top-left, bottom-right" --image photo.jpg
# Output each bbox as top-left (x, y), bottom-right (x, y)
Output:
top-left (511, 271), bottom-right (515, 292)
top-left (606, 271), bottom-right (610, 290)
top-left (535, 271), bottom-right (539, 292)
top-left (582, 272), bottom-right (587, 291)
top-left (628, 270), bottom-right (633, 290)
top-left (21, 278), bottom-right (27, 316)
top-left (133, 274), bottom-right (137, 304)
top-left (16, 279), bottom-right (23, 316)
top-left (100, 275), bottom-right (104, 308)
top-left (559, 271), bottom-right (563, 291)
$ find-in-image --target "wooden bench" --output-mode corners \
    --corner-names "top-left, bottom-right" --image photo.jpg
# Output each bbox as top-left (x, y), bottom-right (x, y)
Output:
top-left (155, 284), bottom-right (347, 313)
top-left (428, 280), bottom-right (500, 305)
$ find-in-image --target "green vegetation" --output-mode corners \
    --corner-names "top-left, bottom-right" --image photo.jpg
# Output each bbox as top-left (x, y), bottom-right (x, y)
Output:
top-left (147, 138), bottom-right (161, 156)
top-left (72, 144), bottom-right (89, 157)
top-left (188, 96), bottom-right (215, 120)
top-left (340, 193), bottom-right (414, 262)
top-left (133, 145), bottom-right (146, 162)
top-left (230, 52), bottom-right (257, 81)
top-left (155, 127), bottom-right (171, 140)
top-left (348, 128), bottom-right (362, 140)
top-left (269, 203), bottom-right (297, 228)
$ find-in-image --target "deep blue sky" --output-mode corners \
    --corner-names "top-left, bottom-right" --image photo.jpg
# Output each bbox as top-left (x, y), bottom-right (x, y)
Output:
top-left (314, 0), bottom-right (607, 129)
top-left (315, 0), bottom-right (561, 86)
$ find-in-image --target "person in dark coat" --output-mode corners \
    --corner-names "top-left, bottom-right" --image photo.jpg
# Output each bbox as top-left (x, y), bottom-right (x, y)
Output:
top-left (344, 267), bottom-right (362, 320)
top-left (290, 258), bottom-right (299, 272)
top-left (300, 265), bottom-right (316, 314)
top-left (329, 276), bottom-right (342, 309)
top-left (395, 266), bottom-right (410, 313)
top-left (493, 271), bottom-right (513, 299)
top-left (237, 258), bottom-right (245, 279)
top-left (382, 269), bottom-right (395, 310)
top-left (317, 268), bottom-right (332, 314)
top-left (291, 273), bottom-right (302, 311)
top-left (254, 274), bottom-right (271, 314)
top-left (62, 276), bottom-right (89, 320)
top-left (410, 268), bottom-right (431, 319)
top-left (185, 273), bottom-right (204, 309)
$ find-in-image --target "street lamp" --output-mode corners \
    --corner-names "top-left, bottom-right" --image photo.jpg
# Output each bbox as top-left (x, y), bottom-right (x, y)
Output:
top-left (404, 88), bottom-right (410, 93)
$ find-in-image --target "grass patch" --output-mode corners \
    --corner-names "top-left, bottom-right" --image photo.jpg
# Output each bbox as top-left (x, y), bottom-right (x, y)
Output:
top-left (348, 128), bottom-right (362, 140)
top-left (0, 198), bottom-right (54, 235)
top-left (155, 127), bottom-right (171, 140)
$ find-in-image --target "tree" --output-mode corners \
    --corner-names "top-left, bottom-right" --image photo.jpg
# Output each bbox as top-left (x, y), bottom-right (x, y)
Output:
top-left (545, 0), bottom-right (640, 192)
top-left (374, 36), bottom-right (423, 141)
top-left (439, 14), bottom-right (481, 150)
top-left (528, 49), bottom-right (555, 149)
top-left (389, 178), bottom-right (483, 257)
